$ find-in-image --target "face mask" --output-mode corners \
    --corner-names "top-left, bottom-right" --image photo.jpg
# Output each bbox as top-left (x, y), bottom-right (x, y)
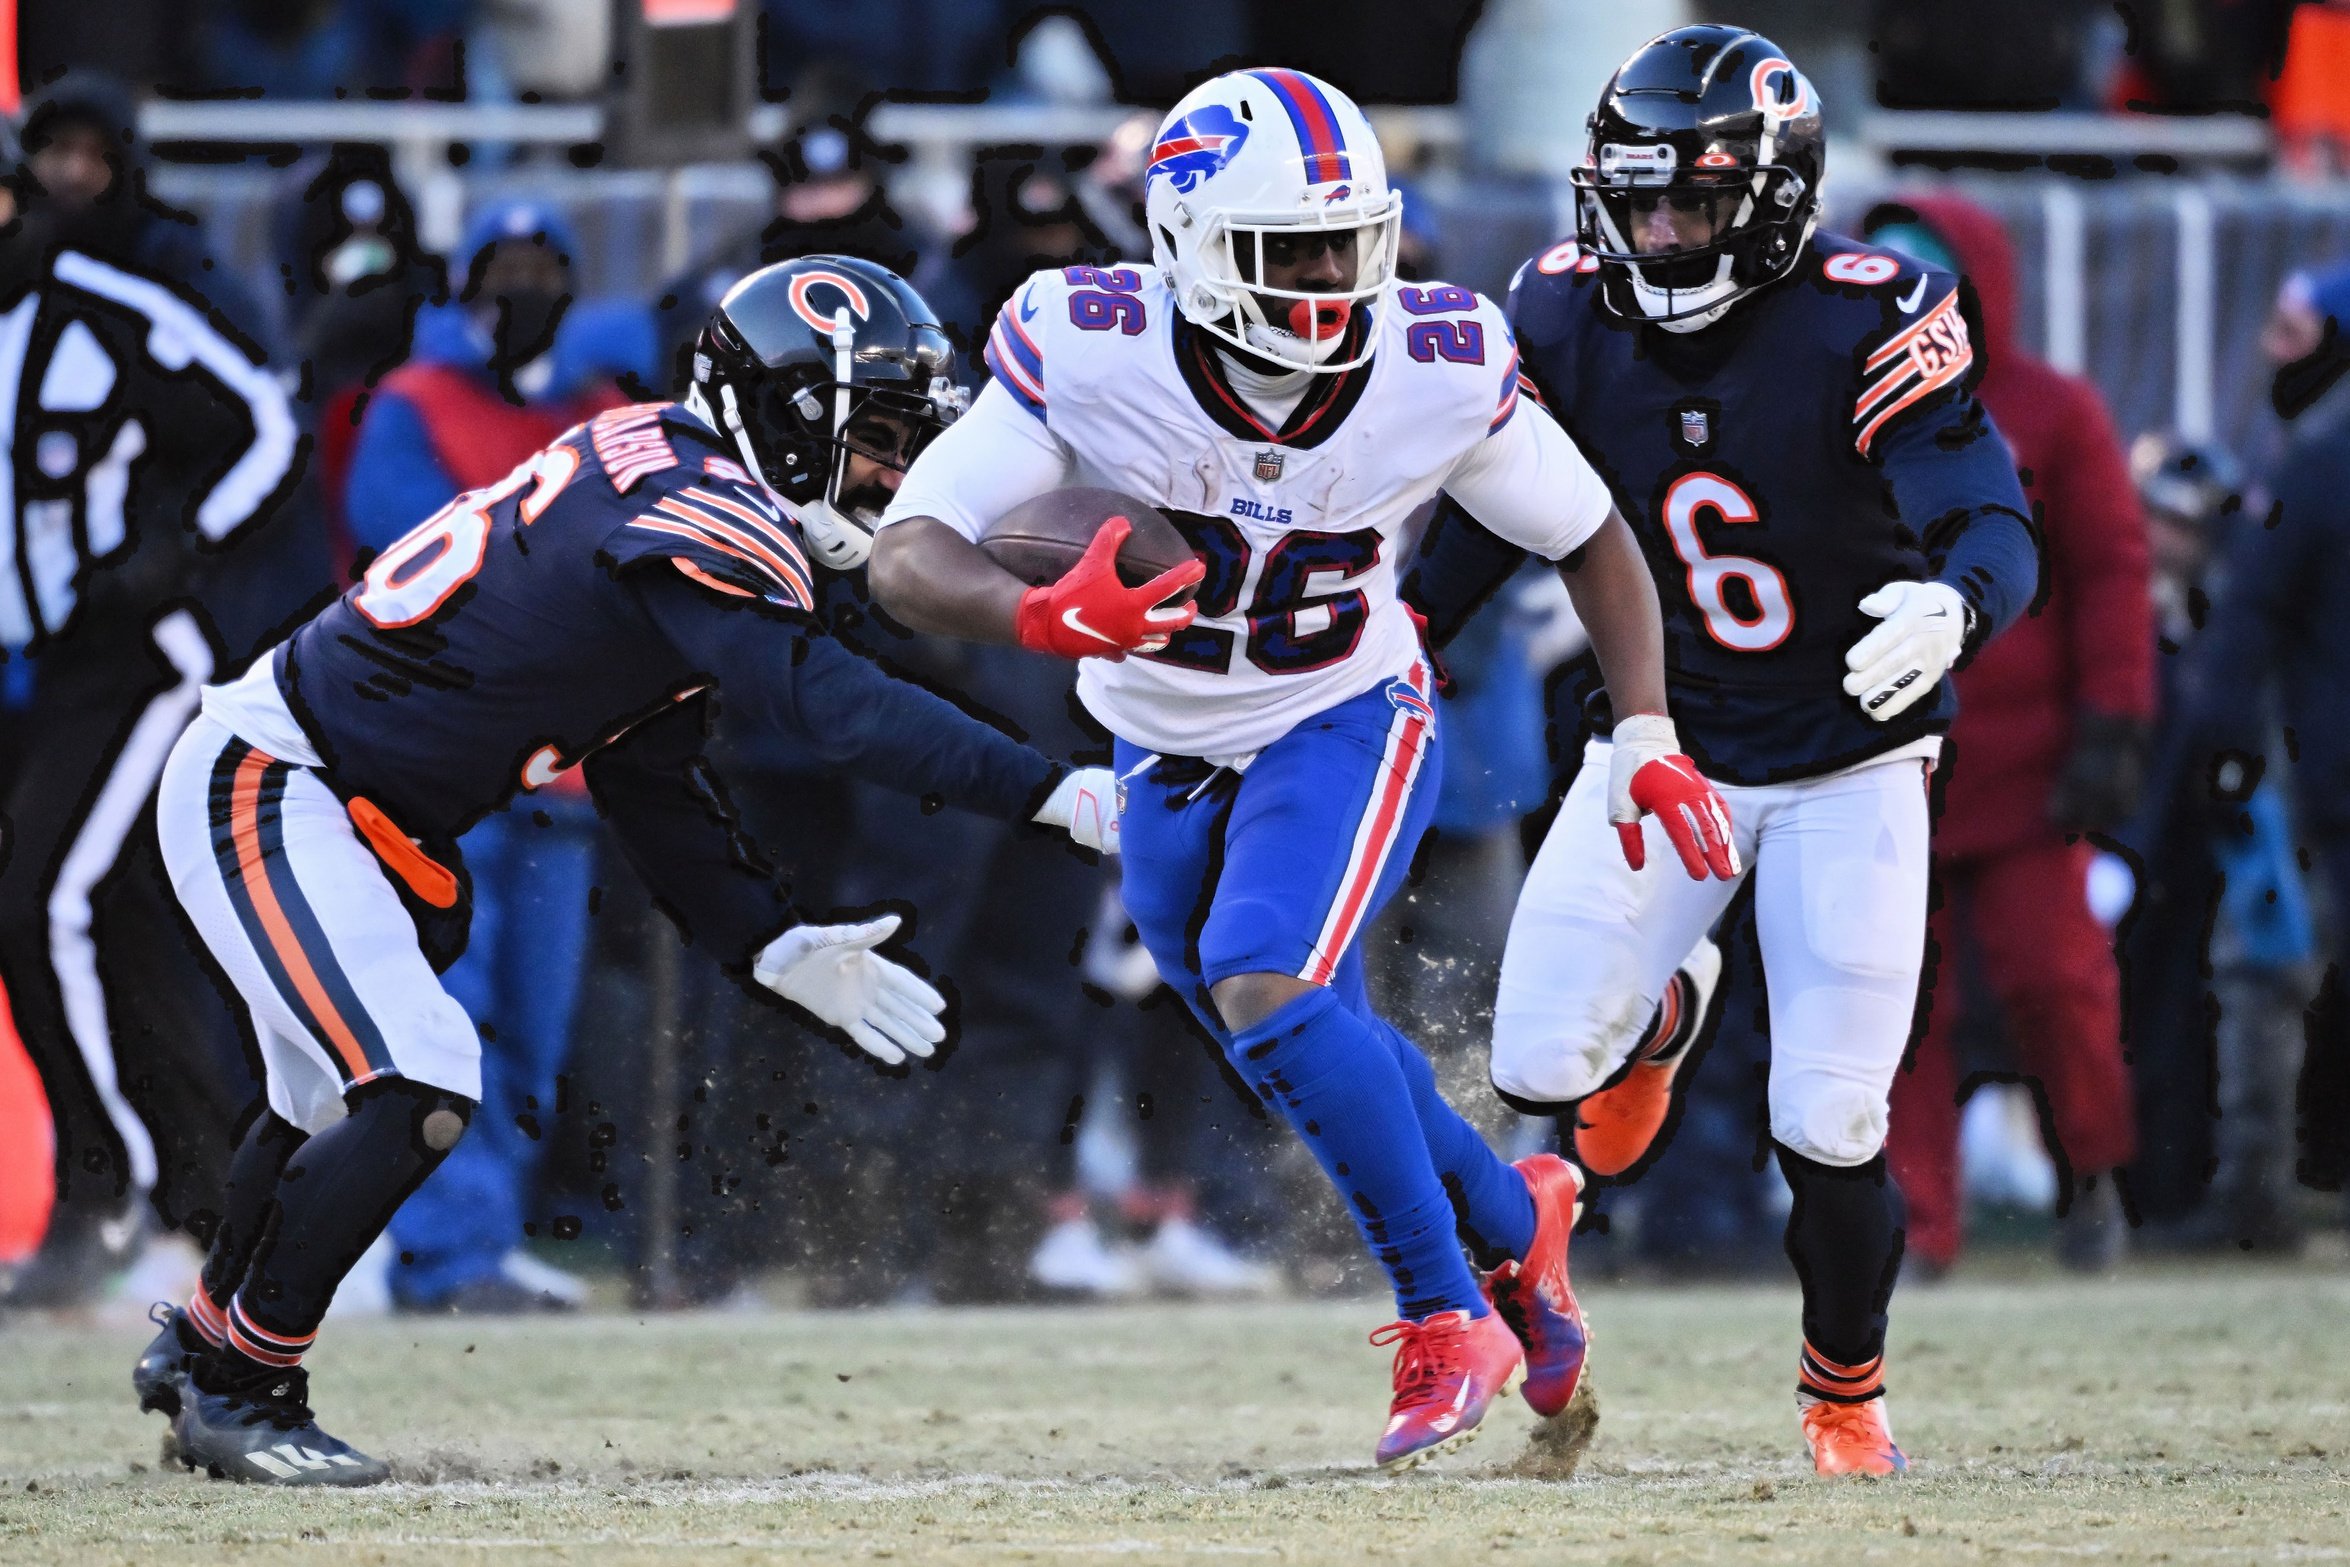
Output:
top-left (473, 286), bottom-right (568, 372)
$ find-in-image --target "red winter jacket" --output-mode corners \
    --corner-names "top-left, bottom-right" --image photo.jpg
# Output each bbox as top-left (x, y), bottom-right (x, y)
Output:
top-left (1892, 195), bottom-right (2156, 862)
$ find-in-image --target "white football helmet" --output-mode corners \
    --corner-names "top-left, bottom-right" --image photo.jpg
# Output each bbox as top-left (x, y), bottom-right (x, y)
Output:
top-left (1144, 68), bottom-right (1402, 373)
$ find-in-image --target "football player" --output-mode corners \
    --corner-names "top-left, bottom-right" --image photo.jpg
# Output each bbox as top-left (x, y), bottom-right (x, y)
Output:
top-left (867, 68), bottom-right (1738, 1469)
top-left (1407, 28), bottom-right (2042, 1475)
top-left (132, 256), bottom-right (1121, 1484)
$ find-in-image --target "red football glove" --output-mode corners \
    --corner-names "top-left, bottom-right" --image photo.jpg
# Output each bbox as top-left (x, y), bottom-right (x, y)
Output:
top-left (1013, 517), bottom-right (1205, 661)
top-left (1608, 713), bottom-right (1739, 881)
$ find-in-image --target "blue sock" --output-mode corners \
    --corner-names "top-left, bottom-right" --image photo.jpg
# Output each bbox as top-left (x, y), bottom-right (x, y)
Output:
top-left (1377, 1019), bottom-right (1538, 1266)
top-left (1228, 987), bottom-right (1485, 1320)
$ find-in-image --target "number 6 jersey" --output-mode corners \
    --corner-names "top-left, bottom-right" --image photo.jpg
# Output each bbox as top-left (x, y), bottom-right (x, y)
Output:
top-left (881, 264), bottom-right (1616, 759)
top-left (1458, 233), bottom-right (2039, 786)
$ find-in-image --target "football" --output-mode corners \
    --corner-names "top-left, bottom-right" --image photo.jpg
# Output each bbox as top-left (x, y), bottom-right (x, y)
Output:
top-left (979, 487), bottom-right (1199, 596)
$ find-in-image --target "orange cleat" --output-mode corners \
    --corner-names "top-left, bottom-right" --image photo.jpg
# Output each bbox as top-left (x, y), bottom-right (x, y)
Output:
top-left (1483, 1154), bottom-right (1588, 1417)
top-left (1369, 1308), bottom-right (1524, 1471)
top-left (1801, 1395), bottom-right (1909, 1476)
top-left (1573, 938), bottom-right (1721, 1176)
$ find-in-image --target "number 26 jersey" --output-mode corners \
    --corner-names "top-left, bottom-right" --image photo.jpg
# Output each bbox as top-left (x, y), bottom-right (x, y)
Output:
top-left (882, 264), bottom-right (1615, 759)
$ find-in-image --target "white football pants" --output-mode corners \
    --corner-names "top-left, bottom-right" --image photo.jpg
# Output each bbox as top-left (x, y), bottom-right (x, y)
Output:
top-left (157, 713), bottom-right (481, 1135)
top-left (1491, 738), bottom-right (1933, 1167)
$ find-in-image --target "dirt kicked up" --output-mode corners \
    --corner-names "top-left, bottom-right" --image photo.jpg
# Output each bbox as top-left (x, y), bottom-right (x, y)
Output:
top-left (1, 1265), bottom-right (2344, 1565)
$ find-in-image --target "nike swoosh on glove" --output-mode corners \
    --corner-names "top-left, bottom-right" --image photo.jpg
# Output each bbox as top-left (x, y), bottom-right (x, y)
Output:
top-left (1035, 765), bottom-right (1120, 854)
top-left (753, 915), bottom-right (947, 1066)
top-left (1013, 516), bottom-right (1205, 661)
top-left (1609, 713), bottom-right (1739, 881)
top-left (1843, 580), bottom-right (1970, 722)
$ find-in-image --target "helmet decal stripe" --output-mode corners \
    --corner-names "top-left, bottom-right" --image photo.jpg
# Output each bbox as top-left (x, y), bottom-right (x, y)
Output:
top-left (1247, 68), bottom-right (1353, 185)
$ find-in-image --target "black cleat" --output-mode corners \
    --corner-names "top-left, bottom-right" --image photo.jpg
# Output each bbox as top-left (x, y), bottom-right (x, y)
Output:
top-left (172, 1357), bottom-right (389, 1487)
top-left (133, 1302), bottom-right (207, 1417)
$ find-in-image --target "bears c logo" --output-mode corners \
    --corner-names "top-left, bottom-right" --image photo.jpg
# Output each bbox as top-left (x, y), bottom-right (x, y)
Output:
top-left (786, 269), bottom-right (873, 333)
top-left (1749, 57), bottom-right (1809, 122)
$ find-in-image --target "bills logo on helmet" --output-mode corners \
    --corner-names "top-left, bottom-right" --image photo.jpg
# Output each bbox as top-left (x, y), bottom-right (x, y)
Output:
top-left (1148, 105), bottom-right (1250, 195)
top-left (786, 269), bottom-right (874, 333)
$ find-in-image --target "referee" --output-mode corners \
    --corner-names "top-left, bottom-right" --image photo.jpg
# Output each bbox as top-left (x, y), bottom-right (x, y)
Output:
top-left (0, 74), bottom-right (324, 1305)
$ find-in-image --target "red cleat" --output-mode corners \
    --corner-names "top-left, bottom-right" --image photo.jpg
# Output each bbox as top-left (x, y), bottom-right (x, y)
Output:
top-left (1368, 1308), bottom-right (1524, 1471)
top-left (1483, 1153), bottom-right (1590, 1417)
top-left (1801, 1395), bottom-right (1909, 1477)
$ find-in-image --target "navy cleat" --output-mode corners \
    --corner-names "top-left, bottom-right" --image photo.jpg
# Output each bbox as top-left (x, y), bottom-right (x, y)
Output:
top-left (133, 1302), bottom-right (206, 1417)
top-left (172, 1358), bottom-right (389, 1487)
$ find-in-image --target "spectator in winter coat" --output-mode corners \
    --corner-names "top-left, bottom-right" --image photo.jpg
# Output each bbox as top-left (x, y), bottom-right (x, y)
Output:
top-left (1864, 194), bottom-right (2157, 1274)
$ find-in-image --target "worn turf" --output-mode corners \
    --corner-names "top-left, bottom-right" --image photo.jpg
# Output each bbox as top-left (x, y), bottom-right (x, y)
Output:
top-left (2, 1263), bottom-right (2345, 1564)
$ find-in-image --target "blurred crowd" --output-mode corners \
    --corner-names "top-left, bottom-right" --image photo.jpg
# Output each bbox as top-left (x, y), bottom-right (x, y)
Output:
top-left (2, 36), bottom-right (2348, 1321)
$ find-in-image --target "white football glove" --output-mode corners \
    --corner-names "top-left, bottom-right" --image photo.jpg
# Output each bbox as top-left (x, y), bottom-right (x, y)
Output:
top-left (1842, 580), bottom-right (1971, 723)
top-left (753, 915), bottom-right (946, 1066)
top-left (1034, 766), bottom-right (1121, 855)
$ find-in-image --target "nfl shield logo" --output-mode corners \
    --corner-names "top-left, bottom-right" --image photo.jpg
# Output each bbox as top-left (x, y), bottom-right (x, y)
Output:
top-left (1253, 449), bottom-right (1285, 482)
top-left (1679, 409), bottom-right (1711, 447)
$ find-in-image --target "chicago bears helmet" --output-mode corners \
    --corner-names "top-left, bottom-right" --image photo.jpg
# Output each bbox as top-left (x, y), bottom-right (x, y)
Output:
top-left (690, 255), bottom-right (964, 570)
top-left (1144, 68), bottom-right (1402, 372)
top-left (1572, 26), bottom-right (1825, 332)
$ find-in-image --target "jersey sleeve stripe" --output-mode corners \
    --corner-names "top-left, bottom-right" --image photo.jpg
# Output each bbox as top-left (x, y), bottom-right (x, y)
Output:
top-left (639, 502), bottom-right (814, 608)
top-left (984, 325), bottom-right (1048, 418)
top-left (1863, 289), bottom-right (1963, 373)
top-left (1487, 346), bottom-right (1523, 433)
top-left (628, 515), bottom-right (806, 606)
top-left (675, 487), bottom-right (815, 586)
top-left (1853, 292), bottom-right (1974, 457)
top-left (670, 558), bottom-right (759, 598)
top-left (658, 498), bottom-right (816, 606)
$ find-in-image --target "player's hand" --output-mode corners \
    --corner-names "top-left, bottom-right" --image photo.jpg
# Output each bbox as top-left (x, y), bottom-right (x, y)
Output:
top-left (1608, 713), bottom-right (1739, 881)
top-left (1843, 580), bottom-right (1970, 723)
top-left (1035, 765), bottom-right (1120, 854)
top-left (753, 915), bottom-right (946, 1066)
top-left (1013, 517), bottom-right (1204, 661)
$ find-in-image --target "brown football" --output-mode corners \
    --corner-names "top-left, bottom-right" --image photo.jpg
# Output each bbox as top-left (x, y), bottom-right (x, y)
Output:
top-left (979, 487), bottom-right (1198, 597)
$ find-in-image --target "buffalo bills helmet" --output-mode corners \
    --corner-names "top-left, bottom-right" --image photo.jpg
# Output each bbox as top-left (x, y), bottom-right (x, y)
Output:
top-left (1572, 26), bottom-right (1825, 332)
top-left (689, 255), bottom-right (964, 571)
top-left (1144, 68), bottom-right (1402, 372)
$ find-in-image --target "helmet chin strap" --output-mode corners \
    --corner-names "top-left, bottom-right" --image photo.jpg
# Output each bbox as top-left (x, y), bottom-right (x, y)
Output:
top-left (704, 312), bottom-right (877, 572)
top-left (800, 306), bottom-right (878, 570)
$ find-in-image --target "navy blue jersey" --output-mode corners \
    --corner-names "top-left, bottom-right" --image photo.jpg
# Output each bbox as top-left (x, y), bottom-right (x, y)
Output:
top-left (1414, 232), bottom-right (2037, 787)
top-left (278, 402), bottom-right (1058, 964)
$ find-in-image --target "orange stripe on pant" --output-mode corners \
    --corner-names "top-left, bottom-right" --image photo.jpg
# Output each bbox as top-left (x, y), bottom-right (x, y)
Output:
top-left (228, 751), bottom-right (378, 1084)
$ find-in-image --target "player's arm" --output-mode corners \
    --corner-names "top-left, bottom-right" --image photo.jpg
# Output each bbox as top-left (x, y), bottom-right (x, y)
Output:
top-left (632, 563), bottom-right (1117, 848)
top-left (1444, 401), bottom-right (1737, 881)
top-left (582, 694), bottom-right (951, 1066)
top-left (867, 376), bottom-right (1201, 659)
top-left (1399, 498), bottom-right (1531, 650)
top-left (1843, 285), bottom-right (2041, 721)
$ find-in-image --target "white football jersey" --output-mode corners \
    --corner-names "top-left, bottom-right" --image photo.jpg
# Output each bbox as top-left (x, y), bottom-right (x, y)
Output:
top-left (883, 264), bottom-right (1613, 758)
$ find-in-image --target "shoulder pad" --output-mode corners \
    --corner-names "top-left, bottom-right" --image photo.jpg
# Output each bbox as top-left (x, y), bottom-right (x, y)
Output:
top-left (982, 264), bottom-right (1163, 423)
top-left (1384, 281), bottom-right (1534, 440)
top-left (606, 475), bottom-right (817, 613)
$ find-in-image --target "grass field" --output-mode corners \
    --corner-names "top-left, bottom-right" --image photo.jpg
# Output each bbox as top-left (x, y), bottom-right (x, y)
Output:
top-left (2, 1262), bottom-right (2346, 1564)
